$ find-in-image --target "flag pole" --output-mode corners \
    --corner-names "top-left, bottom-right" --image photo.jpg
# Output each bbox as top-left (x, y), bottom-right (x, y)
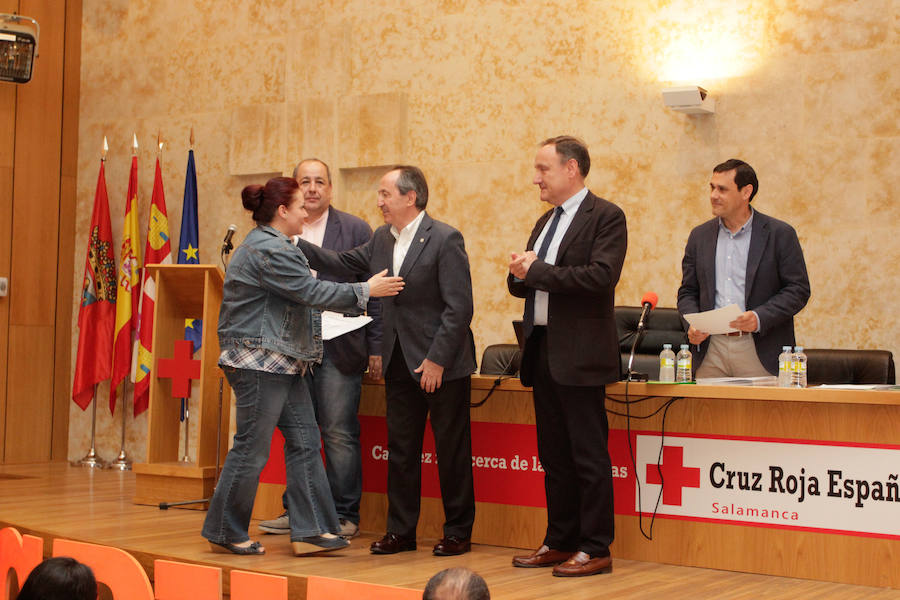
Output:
top-left (73, 385), bottom-right (106, 468)
top-left (181, 398), bottom-right (191, 462)
top-left (107, 382), bottom-right (132, 470)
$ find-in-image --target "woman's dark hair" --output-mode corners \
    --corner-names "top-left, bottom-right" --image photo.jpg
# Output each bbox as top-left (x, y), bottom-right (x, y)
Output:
top-left (241, 176), bottom-right (301, 224)
top-left (17, 556), bottom-right (98, 600)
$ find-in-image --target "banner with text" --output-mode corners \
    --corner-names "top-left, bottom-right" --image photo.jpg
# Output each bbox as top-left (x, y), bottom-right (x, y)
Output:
top-left (260, 418), bottom-right (899, 538)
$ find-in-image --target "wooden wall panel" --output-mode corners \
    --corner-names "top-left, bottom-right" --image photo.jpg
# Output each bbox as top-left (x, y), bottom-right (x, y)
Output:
top-left (52, 0), bottom-right (81, 460)
top-left (4, 325), bottom-right (53, 462)
top-left (0, 0), bottom-right (19, 464)
top-left (1, 0), bottom-right (77, 463)
top-left (9, 0), bottom-right (65, 326)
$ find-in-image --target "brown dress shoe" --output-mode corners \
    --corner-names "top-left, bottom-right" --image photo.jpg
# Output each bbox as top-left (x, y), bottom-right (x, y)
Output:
top-left (370, 532), bottom-right (416, 554)
top-left (512, 545), bottom-right (572, 568)
top-left (552, 551), bottom-right (613, 577)
top-left (433, 536), bottom-right (471, 556)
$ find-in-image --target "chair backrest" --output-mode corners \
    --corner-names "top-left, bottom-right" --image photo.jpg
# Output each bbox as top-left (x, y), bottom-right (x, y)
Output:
top-left (306, 576), bottom-right (421, 600)
top-left (615, 306), bottom-right (688, 379)
top-left (805, 349), bottom-right (896, 385)
top-left (480, 343), bottom-right (521, 375)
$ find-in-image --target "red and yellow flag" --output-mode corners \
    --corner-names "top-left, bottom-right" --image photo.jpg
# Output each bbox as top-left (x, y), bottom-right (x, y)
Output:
top-left (72, 160), bottom-right (118, 410)
top-left (133, 157), bottom-right (172, 416)
top-left (110, 155), bottom-right (143, 414)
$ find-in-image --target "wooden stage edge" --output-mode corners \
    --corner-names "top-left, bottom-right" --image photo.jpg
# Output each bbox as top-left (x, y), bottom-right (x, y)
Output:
top-left (1, 464), bottom-right (898, 600)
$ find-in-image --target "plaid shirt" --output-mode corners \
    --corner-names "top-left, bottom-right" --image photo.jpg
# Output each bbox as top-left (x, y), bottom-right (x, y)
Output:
top-left (219, 347), bottom-right (309, 375)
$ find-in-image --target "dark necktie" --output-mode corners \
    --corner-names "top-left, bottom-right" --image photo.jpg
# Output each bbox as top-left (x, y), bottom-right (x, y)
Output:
top-left (524, 206), bottom-right (564, 335)
top-left (536, 206), bottom-right (564, 260)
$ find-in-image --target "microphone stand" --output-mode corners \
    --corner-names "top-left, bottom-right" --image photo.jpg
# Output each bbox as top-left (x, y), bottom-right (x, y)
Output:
top-left (625, 308), bottom-right (651, 382)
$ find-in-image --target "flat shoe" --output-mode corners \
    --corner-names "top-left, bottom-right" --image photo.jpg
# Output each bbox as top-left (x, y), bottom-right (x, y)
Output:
top-left (292, 535), bottom-right (350, 555)
top-left (209, 540), bottom-right (265, 555)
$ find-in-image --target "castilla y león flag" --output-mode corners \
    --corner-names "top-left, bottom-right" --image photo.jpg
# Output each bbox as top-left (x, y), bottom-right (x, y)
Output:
top-left (110, 155), bottom-right (142, 414)
top-left (72, 160), bottom-right (117, 410)
top-left (133, 157), bottom-right (172, 416)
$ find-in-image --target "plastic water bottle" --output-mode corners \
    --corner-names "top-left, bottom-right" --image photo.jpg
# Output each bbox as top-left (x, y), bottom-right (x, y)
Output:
top-left (676, 344), bottom-right (692, 382)
top-left (791, 346), bottom-right (808, 388)
top-left (659, 344), bottom-right (676, 382)
top-left (777, 346), bottom-right (792, 387)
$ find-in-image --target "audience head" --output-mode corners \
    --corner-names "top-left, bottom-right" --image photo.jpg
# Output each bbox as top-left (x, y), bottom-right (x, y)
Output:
top-left (713, 158), bottom-right (758, 202)
top-left (422, 567), bottom-right (490, 600)
top-left (241, 176), bottom-right (303, 225)
top-left (17, 556), bottom-right (98, 600)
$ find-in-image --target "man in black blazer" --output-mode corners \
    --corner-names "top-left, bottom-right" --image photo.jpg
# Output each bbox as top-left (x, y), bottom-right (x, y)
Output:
top-left (260, 159), bottom-right (381, 539)
top-left (296, 165), bottom-right (477, 557)
top-left (677, 159), bottom-right (810, 376)
top-left (508, 136), bottom-right (627, 577)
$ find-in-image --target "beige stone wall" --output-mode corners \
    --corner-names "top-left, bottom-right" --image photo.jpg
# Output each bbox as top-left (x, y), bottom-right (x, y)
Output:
top-left (69, 0), bottom-right (900, 460)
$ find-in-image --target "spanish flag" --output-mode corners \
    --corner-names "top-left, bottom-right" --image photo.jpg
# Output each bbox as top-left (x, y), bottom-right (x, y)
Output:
top-left (110, 155), bottom-right (142, 414)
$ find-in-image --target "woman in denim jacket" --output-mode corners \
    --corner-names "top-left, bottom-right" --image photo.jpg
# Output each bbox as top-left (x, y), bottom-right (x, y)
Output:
top-left (202, 177), bottom-right (403, 556)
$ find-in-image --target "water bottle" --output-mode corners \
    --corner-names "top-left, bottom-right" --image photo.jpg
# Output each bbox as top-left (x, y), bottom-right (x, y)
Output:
top-left (676, 344), bottom-right (692, 382)
top-left (777, 346), bottom-right (792, 387)
top-left (659, 344), bottom-right (676, 382)
top-left (791, 346), bottom-right (808, 388)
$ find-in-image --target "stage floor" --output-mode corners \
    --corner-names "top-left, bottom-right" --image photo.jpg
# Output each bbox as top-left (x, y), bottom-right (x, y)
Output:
top-left (0, 463), bottom-right (897, 599)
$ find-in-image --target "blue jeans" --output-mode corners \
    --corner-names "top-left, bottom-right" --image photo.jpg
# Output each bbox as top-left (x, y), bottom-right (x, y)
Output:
top-left (308, 355), bottom-right (363, 524)
top-left (202, 367), bottom-right (339, 544)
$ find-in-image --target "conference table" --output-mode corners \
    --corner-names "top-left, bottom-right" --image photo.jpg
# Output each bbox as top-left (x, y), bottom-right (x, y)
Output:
top-left (253, 375), bottom-right (900, 588)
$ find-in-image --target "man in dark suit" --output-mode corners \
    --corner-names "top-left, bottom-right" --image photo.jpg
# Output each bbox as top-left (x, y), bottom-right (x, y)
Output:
top-left (295, 165), bottom-right (477, 557)
top-left (677, 159), bottom-right (810, 377)
top-left (259, 158), bottom-right (381, 539)
top-left (507, 136), bottom-right (627, 577)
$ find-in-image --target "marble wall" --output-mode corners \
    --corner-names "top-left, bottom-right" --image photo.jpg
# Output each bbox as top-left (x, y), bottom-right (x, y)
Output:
top-left (69, 0), bottom-right (900, 460)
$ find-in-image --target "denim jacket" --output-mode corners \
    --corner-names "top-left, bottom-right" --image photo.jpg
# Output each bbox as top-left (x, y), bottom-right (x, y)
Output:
top-left (218, 225), bottom-right (368, 362)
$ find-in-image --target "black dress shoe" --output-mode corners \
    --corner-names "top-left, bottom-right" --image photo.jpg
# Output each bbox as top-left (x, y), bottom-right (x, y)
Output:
top-left (433, 535), bottom-right (471, 556)
top-left (370, 532), bottom-right (417, 554)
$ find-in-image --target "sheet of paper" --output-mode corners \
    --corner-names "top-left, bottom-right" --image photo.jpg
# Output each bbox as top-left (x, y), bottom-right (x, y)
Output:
top-left (321, 311), bottom-right (372, 341)
top-left (696, 376), bottom-right (777, 387)
top-left (682, 304), bottom-right (743, 335)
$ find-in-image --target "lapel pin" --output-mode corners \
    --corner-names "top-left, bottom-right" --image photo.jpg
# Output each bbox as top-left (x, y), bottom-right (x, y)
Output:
top-left (419, 238), bottom-right (424, 243)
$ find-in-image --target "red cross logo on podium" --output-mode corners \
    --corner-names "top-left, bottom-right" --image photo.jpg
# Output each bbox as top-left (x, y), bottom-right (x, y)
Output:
top-left (157, 340), bottom-right (202, 398)
top-left (646, 445), bottom-right (701, 506)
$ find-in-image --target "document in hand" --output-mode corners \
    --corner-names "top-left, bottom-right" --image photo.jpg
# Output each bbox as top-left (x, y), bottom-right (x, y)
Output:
top-left (682, 304), bottom-right (743, 335)
top-left (321, 311), bottom-right (373, 341)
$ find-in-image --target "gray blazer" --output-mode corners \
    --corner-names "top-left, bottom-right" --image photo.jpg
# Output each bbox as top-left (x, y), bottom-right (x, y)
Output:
top-left (296, 212), bottom-right (476, 382)
top-left (677, 210), bottom-right (811, 374)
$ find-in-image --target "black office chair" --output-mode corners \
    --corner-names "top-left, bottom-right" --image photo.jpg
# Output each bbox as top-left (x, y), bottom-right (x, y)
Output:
top-left (479, 343), bottom-right (521, 376)
top-left (805, 349), bottom-right (895, 385)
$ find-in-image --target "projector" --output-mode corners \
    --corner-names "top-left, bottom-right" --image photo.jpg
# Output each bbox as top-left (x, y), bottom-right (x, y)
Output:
top-left (0, 14), bottom-right (39, 84)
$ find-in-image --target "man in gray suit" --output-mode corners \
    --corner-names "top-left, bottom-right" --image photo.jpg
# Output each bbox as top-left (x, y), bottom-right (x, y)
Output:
top-left (678, 159), bottom-right (810, 376)
top-left (295, 165), bottom-right (477, 556)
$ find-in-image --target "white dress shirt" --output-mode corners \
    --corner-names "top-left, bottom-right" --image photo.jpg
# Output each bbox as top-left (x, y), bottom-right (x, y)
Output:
top-left (390, 210), bottom-right (426, 276)
top-left (299, 208), bottom-right (329, 276)
top-left (532, 188), bottom-right (588, 325)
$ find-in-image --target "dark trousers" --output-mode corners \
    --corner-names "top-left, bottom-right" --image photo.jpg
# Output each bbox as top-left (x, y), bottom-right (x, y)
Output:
top-left (384, 341), bottom-right (475, 539)
top-left (529, 328), bottom-right (615, 557)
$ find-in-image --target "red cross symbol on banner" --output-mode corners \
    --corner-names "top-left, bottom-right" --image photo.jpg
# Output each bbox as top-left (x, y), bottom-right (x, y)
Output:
top-left (157, 340), bottom-right (201, 398)
top-left (646, 445), bottom-right (701, 506)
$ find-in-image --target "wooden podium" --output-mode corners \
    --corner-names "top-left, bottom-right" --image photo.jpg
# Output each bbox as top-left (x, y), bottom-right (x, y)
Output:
top-left (133, 264), bottom-right (231, 508)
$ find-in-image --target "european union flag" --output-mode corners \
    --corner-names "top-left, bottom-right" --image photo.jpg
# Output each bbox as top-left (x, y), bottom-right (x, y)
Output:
top-left (179, 149), bottom-right (202, 352)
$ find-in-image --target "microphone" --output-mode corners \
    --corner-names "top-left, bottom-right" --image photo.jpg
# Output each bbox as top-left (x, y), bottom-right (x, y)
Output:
top-left (221, 224), bottom-right (237, 255)
top-left (625, 291), bottom-right (658, 382)
top-left (636, 291), bottom-right (658, 332)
